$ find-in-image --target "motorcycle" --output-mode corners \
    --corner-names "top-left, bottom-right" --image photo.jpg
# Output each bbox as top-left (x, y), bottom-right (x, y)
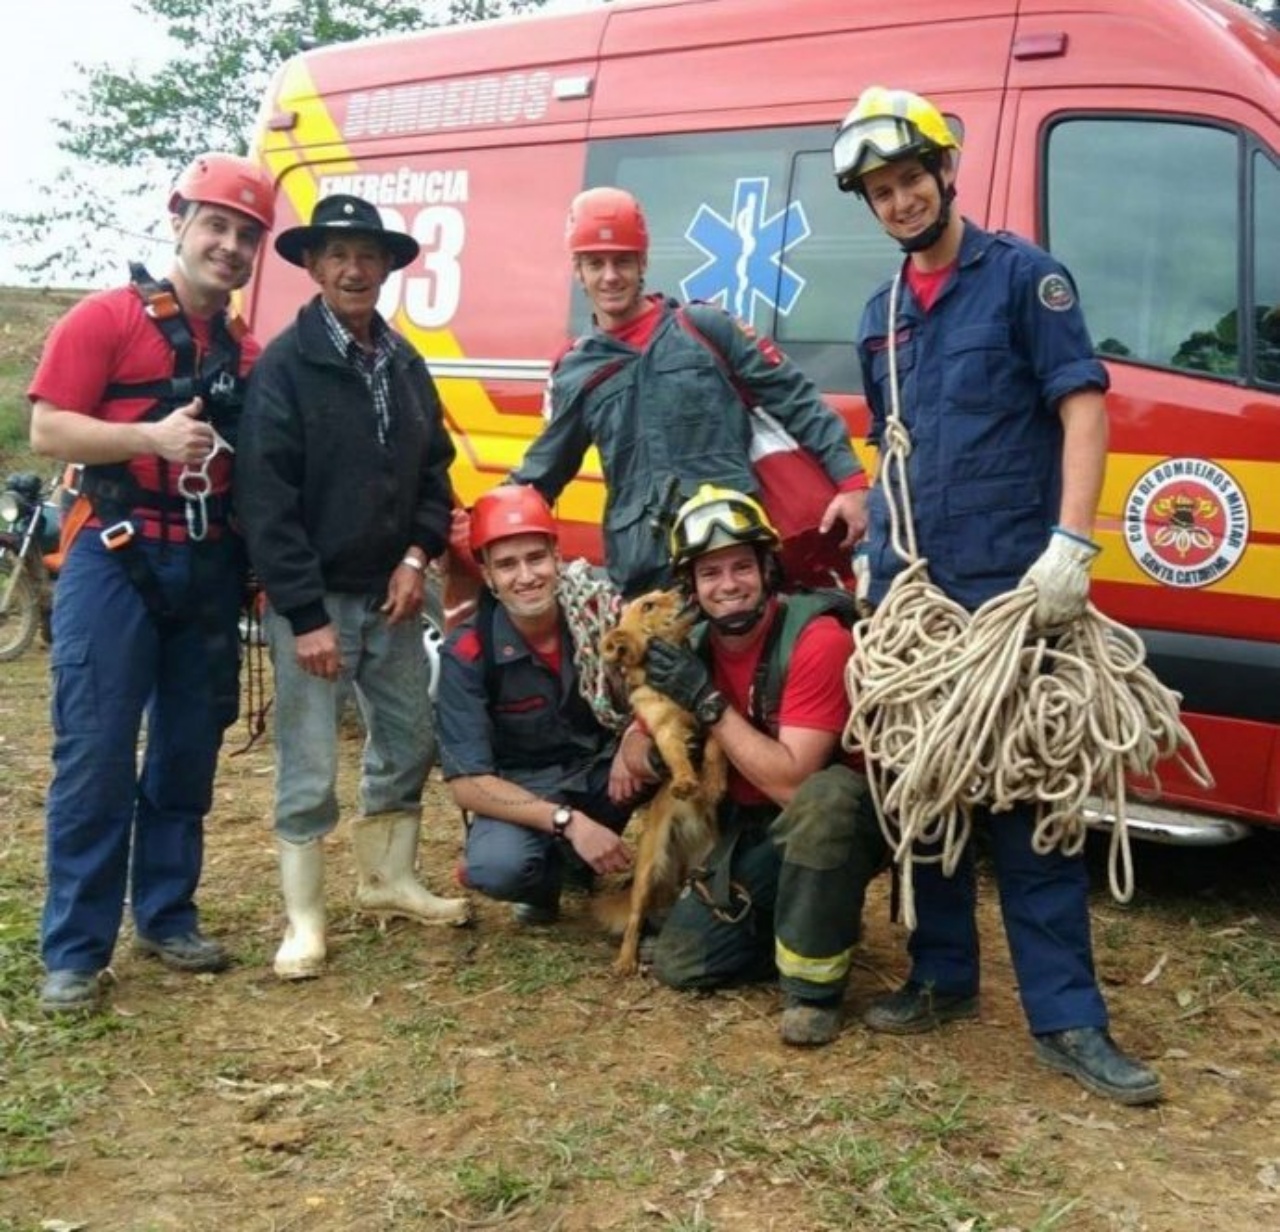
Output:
top-left (0, 470), bottom-right (64, 661)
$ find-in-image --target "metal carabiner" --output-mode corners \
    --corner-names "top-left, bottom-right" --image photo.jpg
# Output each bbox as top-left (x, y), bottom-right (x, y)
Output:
top-left (178, 429), bottom-right (233, 543)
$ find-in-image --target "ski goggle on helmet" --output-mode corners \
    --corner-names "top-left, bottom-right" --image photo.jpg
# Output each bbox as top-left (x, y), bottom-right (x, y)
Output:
top-left (832, 86), bottom-right (960, 194)
top-left (669, 485), bottom-right (780, 571)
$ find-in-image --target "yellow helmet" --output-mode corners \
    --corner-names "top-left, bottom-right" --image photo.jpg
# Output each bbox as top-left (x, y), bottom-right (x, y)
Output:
top-left (669, 484), bottom-right (780, 571)
top-left (832, 86), bottom-right (960, 194)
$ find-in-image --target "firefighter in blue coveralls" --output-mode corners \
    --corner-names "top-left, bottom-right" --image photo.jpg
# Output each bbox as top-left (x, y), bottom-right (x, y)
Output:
top-left (836, 86), bottom-right (1161, 1104)
top-left (27, 155), bottom-right (276, 1014)
top-left (438, 485), bottom-right (640, 924)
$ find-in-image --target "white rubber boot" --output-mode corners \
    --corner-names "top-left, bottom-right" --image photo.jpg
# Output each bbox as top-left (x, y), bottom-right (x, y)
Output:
top-left (352, 813), bottom-right (470, 926)
top-left (274, 838), bottom-right (327, 980)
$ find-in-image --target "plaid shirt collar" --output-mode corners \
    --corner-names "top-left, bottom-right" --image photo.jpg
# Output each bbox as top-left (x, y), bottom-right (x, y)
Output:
top-left (317, 298), bottom-right (397, 445)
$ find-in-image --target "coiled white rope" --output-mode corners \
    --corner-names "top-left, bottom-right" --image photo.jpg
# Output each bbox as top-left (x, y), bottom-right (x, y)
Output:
top-left (556, 559), bottom-right (627, 731)
top-left (843, 276), bottom-right (1213, 929)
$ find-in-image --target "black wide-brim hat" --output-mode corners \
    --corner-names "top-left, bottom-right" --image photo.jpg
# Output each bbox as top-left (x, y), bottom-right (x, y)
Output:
top-left (274, 194), bottom-right (420, 270)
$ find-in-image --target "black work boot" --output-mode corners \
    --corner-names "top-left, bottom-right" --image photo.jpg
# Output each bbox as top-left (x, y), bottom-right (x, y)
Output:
top-left (863, 981), bottom-right (979, 1035)
top-left (780, 998), bottom-right (842, 1047)
top-left (39, 969), bottom-right (104, 1016)
top-left (135, 931), bottom-right (231, 973)
top-left (1033, 1028), bottom-right (1163, 1105)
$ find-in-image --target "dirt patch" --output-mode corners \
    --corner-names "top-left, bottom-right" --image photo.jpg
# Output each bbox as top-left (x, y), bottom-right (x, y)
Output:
top-left (1, 644), bottom-right (1278, 1232)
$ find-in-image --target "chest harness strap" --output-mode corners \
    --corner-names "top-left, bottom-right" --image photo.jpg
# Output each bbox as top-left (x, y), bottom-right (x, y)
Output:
top-left (80, 263), bottom-right (245, 618)
top-left (78, 262), bottom-right (246, 620)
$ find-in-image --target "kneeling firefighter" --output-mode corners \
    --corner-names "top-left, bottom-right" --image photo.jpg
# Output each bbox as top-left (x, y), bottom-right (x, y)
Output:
top-left (619, 484), bottom-right (887, 1046)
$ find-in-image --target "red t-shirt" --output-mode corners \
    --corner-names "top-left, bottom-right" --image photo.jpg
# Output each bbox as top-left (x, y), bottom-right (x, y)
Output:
top-left (608, 295), bottom-right (663, 348)
top-left (711, 607), bottom-right (853, 805)
top-left (28, 285), bottom-right (260, 512)
top-left (906, 260), bottom-right (955, 312)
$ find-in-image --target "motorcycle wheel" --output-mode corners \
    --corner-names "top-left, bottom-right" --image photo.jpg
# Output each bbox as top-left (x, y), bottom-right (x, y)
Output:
top-left (0, 555), bottom-right (39, 661)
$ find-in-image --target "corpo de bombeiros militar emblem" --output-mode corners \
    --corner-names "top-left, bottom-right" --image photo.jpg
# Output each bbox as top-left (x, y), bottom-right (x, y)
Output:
top-left (1123, 458), bottom-right (1249, 588)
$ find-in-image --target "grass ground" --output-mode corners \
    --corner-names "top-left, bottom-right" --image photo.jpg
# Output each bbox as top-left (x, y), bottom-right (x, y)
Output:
top-left (1, 639), bottom-right (1278, 1230)
top-left (0, 285), bottom-right (1277, 1230)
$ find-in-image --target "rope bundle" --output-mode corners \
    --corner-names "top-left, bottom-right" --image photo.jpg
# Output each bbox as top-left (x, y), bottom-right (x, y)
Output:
top-left (844, 269), bottom-right (1214, 928)
top-left (843, 570), bottom-right (1214, 929)
top-left (556, 559), bottom-right (628, 731)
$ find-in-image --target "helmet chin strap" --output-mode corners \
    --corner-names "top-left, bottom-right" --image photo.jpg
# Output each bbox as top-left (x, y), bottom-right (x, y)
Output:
top-left (709, 600), bottom-right (768, 636)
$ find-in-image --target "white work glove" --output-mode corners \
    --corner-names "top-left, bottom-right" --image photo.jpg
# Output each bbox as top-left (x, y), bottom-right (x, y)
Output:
top-left (1020, 527), bottom-right (1101, 629)
top-left (852, 545), bottom-right (873, 617)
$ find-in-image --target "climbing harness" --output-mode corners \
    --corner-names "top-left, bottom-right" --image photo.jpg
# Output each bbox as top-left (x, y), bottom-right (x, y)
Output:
top-left (78, 263), bottom-right (246, 620)
top-left (842, 273), bottom-right (1212, 928)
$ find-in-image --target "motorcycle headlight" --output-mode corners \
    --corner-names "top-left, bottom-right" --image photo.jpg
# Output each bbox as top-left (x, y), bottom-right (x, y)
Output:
top-left (0, 491), bottom-right (22, 523)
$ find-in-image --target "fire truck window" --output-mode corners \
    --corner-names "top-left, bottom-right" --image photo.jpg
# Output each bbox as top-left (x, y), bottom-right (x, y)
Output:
top-left (581, 126), bottom-right (867, 391)
top-left (779, 151), bottom-right (896, 346)
top-left (1253, 149), bottom-right (1280, 387)
top-left (1046, 119), bottom-right (1240, 380)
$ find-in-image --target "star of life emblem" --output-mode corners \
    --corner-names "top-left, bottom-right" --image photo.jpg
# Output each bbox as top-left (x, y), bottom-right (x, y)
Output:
top-left (680, 177), bottom-right (810, 327)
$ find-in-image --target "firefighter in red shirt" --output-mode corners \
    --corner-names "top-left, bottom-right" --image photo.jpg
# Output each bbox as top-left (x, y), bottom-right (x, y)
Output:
top-left (27, 154), bottom-right (274, 1014)
top-left (621, 485), bottom-right (886, 1047)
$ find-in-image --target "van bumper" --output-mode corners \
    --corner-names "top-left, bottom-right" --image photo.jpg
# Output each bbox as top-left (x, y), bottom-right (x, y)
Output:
top-left (1085, 801), bottom-right (1252, 846)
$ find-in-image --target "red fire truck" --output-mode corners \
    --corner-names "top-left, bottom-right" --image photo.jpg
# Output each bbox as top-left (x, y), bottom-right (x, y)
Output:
top-left (243, 0), bottom-right (1280, 841)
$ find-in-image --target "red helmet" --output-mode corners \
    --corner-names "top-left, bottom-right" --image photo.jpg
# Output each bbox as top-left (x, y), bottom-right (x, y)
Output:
top-left (470, 486), bottom-right (558, 557)
top-left (169, 153), bottom-right (276, 231)
top-left (565, 187), bottom-right (649, 255)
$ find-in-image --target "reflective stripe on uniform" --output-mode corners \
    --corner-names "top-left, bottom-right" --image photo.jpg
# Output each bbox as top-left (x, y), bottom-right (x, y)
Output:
top-left (775, 936), bottom-right (853, 986)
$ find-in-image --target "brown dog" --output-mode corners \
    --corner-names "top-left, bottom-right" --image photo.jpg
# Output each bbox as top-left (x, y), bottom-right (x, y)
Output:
top-left (599, 589), bottom-right (728, 975)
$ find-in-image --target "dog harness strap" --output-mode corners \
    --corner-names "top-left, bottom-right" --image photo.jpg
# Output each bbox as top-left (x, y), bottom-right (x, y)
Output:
top-left (688, 805), bottom-right (773, 921)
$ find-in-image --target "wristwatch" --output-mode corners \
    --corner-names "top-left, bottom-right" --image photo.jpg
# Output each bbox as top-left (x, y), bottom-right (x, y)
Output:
top-left (695, 689), bottom-right (729, 727)
top-left (551, 804), bottom-right (574, 841)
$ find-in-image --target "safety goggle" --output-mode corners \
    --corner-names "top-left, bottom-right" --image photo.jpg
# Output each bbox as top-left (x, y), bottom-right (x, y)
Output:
top-left (832, 115), bottom-right (920, 183)
top-left (673, 497), bottom-right (768, 557)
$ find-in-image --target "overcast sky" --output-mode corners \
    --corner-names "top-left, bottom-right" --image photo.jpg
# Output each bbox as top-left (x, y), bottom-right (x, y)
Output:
top-left (0, 0), bottom-right (601, 288)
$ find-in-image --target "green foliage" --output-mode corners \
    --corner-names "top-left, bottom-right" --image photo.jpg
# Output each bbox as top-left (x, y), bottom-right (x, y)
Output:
top-left (0, 288), bottom-right (81, 470)
top-left (2, 0), bottom-right (555, 283)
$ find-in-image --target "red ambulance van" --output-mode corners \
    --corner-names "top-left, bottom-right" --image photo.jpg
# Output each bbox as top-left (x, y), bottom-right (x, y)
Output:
top-left (243, 0), bottom-right (1280, 840)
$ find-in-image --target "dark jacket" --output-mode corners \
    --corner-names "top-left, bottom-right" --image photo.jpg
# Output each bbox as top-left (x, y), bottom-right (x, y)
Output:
top-left (235, 295), bottom-right (455, 634)
top-left (513, 296), bottom-right (860, 596)
top-left (437, 594), bottom-right (615, 795)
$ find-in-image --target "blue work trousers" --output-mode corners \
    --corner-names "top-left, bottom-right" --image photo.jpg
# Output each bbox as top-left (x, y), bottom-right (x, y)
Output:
top-left (463, 758), bottom-right (634, 908)
top-left (41, 533), bottom-right (241, 972)
top-left (906, 803), bottom-right (1108, 1035)
top-left (265, 593), bottom-right (433, 842)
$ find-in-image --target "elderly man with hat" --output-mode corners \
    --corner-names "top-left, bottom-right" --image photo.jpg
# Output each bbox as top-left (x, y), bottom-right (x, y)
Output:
top-left (236, 194), bottom-right (468, 980)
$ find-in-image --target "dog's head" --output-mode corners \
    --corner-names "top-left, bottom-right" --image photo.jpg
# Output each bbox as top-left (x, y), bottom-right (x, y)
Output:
top-left (601, 588), bottom-right (696, 669)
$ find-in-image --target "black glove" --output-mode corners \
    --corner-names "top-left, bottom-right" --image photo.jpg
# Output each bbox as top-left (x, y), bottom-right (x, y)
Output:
top-left (645, 638), bottom-right (714, 711)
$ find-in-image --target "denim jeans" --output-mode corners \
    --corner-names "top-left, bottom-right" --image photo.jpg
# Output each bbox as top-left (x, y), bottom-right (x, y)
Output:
top-left (265, 593), bottom-right (433, 842)
top-left (41, 532), bottom-right (241, 972)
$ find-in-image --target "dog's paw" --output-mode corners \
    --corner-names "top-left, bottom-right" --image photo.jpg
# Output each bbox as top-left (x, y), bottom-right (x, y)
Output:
top-left (613, 952), bottom-right (640, 977)
top-left (670, 777), bottom-right (698, 800)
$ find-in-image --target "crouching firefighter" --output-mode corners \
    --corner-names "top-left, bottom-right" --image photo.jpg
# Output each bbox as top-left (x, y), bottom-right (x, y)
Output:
top-left (618, 485), bottom-right (888, 1046)
top-left (27, 153), bottom-right (277, 1014)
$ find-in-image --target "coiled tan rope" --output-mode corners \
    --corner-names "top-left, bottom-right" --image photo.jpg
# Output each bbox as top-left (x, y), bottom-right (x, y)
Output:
top-left (556, 559), bottom-right (627, 731)
top-left (844, 276), bottom-right (1213, 929)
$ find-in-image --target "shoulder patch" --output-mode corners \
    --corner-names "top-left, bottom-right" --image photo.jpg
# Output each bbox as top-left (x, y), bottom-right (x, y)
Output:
top-left (451, 628), bottom-right (483, 663)
top-left (1038, 273), bottom-right (1075, 312)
